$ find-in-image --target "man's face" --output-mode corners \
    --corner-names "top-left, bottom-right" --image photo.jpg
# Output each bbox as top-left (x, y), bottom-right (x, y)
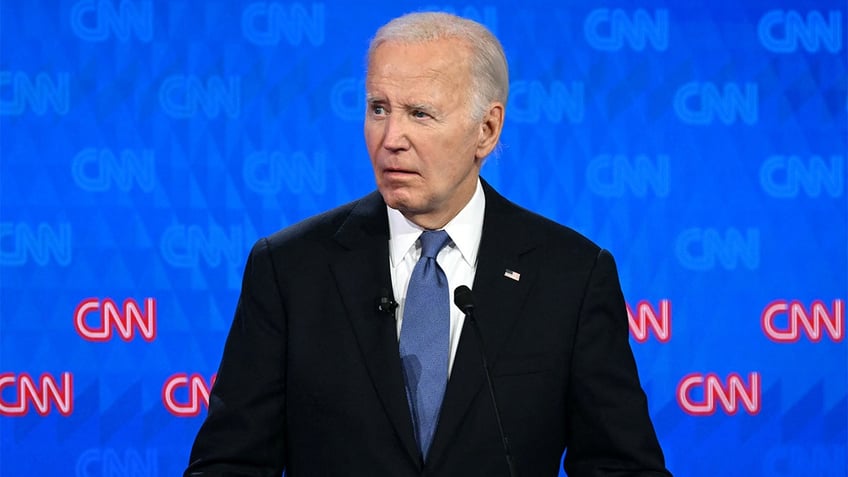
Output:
top-left (365, 38), bottom-right (484, 229)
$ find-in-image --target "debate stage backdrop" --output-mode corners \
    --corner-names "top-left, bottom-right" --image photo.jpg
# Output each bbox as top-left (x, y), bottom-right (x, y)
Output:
top-left (1, 0), bottom-right (845, 475)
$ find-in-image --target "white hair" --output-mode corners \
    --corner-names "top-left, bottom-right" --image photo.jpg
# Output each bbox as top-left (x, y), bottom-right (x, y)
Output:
top-left (367, 11), bottom-right (509, 121)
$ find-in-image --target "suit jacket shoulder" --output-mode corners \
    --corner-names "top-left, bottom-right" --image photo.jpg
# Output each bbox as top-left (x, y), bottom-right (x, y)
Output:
top-left (264, 190), bottom-right (386, 250)
top-left (480, 179), bottom-right (604, 266)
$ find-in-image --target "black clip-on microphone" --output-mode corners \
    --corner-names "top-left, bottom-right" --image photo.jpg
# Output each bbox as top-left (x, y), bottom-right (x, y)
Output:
top-left (376, 288), bottom-right (398, 318)
top-left (454, 285), bottom-right (518, 477)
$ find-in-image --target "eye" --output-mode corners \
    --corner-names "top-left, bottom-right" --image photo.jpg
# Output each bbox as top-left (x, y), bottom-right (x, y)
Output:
top-left (411, 109), bottom-right (430, 119)
top-left (371, 104), bottom-right (386, 116)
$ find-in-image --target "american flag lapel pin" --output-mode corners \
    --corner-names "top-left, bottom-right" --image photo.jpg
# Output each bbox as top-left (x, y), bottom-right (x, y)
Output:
top-left (503, 269), bottom-right (521, 281)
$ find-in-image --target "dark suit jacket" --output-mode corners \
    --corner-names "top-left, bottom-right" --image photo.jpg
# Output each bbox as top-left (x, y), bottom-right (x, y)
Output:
top-left (185, 180), bottom-right (671, 476)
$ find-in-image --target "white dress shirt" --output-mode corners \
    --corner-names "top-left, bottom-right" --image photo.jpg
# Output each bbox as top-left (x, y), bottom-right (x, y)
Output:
top-left (387, 179), bottom-right (485, 375)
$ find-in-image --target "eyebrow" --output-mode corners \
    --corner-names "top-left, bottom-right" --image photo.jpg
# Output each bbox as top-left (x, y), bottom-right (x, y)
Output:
top-left (404, 102), bottom-right (436, 113)
top-left (364, 95), bottom-right (438, 115)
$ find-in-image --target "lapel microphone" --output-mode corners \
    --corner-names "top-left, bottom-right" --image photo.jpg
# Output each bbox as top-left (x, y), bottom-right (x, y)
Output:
top-left (454, 285), bottom-right (518, 477)
top-left (376, 289), bottom-right (398, 318)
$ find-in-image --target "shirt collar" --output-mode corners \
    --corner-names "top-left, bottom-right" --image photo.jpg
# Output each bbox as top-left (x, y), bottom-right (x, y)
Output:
top-left (387, 179), bottom-right (486, 268)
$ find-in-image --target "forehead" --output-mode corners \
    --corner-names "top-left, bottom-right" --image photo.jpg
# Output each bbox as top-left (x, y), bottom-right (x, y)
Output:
top-left (366, 39), bottom-right (472, 94)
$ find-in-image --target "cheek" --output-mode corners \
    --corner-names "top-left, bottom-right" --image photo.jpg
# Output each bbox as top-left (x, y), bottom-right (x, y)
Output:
top-left (363, 131), bottom-right (380, 171)
top-left (439, 133), bottom-right (479, 171)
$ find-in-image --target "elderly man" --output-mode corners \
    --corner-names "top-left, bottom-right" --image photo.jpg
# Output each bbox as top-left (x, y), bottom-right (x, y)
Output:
top-left (186, 11), bottom-right (671, 477)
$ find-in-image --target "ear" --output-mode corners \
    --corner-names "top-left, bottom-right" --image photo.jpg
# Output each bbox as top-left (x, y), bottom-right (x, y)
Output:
top-left (475, 102), bottom-right (505, 160)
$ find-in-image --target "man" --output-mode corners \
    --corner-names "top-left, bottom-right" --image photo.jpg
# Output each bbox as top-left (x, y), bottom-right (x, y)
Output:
top-left (186, 12), bottom-right (671, 477)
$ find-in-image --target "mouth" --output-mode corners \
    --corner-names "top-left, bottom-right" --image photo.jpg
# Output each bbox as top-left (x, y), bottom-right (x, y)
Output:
top-left (383, 167), bottom-right (418, 177)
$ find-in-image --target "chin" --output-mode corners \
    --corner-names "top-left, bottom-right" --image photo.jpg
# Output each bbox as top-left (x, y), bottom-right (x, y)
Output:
top-left (386, 198), bottom-right (432, 221)
top-left (385, 199), bottom-right (417, 214)
top-left (379, 186), bottom-right (411, 209)
top-left (379, 191), bottom-right (407, 211)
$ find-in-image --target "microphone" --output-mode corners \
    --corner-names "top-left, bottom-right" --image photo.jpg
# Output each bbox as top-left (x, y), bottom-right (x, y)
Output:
top-left (376, 288), bottom-right (398, 317)
top-left (454, 285), bottom-right (518, 477)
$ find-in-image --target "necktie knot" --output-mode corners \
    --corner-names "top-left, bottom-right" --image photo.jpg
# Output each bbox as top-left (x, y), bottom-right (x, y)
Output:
top-left (419, 230), bottom-right (450, 259)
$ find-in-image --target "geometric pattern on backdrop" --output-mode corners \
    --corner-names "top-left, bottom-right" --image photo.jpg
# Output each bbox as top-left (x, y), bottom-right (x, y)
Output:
top-left (1, 1), bottom-right (845, 475)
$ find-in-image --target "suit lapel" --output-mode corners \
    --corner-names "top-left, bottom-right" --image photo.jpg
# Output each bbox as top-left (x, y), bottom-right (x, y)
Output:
top-left (329, 192), bottom-right (421, 467)
top-left (427, 181), bottom-right (539, 466)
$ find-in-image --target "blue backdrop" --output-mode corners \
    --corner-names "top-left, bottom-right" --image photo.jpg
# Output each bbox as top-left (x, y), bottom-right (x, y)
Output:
top-left (1, 1), bottom-right (846, 475)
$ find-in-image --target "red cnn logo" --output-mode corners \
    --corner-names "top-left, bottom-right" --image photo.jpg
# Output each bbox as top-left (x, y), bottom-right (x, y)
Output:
top-left (0, 372), bottom-right (73, 416)
top-left (762, 299), bottom-right (844, 342)
top-left (677, 372), bottom-right (761, 416)
top-left (74, 297), bottom-right (157, 342)
top-left (162, 373), bottom-right (216, 417)
top-left (627, 300), bottom-right (671, 343)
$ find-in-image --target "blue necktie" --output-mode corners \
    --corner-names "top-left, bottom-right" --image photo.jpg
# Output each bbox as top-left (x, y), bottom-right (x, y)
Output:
top-left (399, 230), bottom-right (451, 460)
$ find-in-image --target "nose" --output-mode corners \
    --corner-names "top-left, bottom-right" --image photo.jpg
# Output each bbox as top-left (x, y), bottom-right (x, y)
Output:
top-left (382, 115), bottom-right (410, 152)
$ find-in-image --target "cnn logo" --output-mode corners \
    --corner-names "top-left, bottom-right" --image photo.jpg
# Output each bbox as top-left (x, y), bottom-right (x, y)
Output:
top-left (163, 373), bottom-right (216, 417)
top-left (0, 372), bottom-right (73, 416)
top-left (762, 299), bottom-right (844, 342)
top-left (677, 372), bottom-right (761, 416)
top-left (74, 297), bottom-right (156, 342)
top-left (627, 299), bottom-right (671, 343)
